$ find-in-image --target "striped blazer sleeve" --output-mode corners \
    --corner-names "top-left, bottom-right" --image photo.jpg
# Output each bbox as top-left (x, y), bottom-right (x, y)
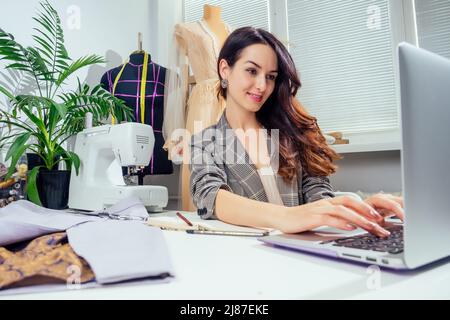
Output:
top-left (301, 171), bottom-right (335, 203)
top-left (189, 132), bottom-right (232, 220)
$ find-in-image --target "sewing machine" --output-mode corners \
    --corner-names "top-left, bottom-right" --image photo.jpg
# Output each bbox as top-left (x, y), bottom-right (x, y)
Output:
top-left (68, 122), bottom-right (168, 212)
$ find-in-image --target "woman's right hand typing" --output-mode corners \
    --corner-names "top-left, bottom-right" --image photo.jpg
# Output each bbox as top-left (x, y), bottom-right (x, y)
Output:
top-left (274, 195), bottom-right (392, 237)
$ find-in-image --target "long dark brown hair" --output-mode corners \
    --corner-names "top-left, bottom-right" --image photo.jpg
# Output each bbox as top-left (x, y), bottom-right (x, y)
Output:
top-left (217, 27), bottom-right (340, 182)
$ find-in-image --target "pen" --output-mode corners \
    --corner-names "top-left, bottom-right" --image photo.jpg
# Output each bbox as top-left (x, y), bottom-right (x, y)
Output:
top-left (176, 211), bottom-right (193, 227)
top-left (186, 229), bottom-right (269, 237)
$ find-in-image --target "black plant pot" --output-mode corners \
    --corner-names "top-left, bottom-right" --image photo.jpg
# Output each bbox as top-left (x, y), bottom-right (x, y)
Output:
top-left (26, 153), bottom-right (59, 171)
top-left (36, 170), bottom-right (71, 209)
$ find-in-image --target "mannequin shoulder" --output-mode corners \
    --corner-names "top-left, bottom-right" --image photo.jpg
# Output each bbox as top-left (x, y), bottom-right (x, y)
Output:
top-left (100, 65), bottom-right (125, 84)
top-left (175, 21), bottom-right (201, 37)
top-left (151, 62), bottom-right (168, 73)
top-left (100, 70), bottom-right (109, 83)
top-left (107, 64), bottom-right (127, 76)
top-left (174, 22), bottom-right (190, 34)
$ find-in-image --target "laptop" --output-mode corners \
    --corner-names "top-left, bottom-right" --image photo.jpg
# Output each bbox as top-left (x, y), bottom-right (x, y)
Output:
top-left (259, 42), bottom-right (450, 270)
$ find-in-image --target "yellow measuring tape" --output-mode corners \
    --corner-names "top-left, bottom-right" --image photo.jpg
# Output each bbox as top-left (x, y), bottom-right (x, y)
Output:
top-left (111, 52), bottom-right (148, 125)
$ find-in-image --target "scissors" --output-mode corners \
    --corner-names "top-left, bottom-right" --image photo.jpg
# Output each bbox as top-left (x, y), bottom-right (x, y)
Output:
top-left (64, 208), bottom-right (148, 222)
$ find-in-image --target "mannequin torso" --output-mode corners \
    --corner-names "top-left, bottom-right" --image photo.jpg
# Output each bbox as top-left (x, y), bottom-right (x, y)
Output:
top-left (100, 52), bottom-right (173, 175)
top-left (203, 4), bottom-right (228, 49)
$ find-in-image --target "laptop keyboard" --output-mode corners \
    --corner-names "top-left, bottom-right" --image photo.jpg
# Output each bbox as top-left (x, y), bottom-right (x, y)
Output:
top-left (323, 225), bottom-right (404, 254)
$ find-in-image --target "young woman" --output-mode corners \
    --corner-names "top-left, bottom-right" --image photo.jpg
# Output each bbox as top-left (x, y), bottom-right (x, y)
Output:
top-left (189, 27), bottom-right (404, 237)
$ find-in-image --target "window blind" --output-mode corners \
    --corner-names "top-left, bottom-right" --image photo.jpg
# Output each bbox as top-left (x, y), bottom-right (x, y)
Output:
top-left (183, 0), bottom-right (270, 30)
top-left (415, 0), bottom-right (450, 60)
top-left (287, 0), bottom-right (398, 134)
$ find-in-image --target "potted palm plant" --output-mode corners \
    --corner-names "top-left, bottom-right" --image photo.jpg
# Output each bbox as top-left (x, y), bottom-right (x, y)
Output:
top-left (0, 0), bottom-right (133, 209)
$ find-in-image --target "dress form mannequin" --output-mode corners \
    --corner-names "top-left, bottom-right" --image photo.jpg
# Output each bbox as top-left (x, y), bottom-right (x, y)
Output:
top-left (202, 4), bottom-right (228, 49)
top-left (184, 4), bottom-right (228, 136)
top-left (100, 50), bottom-right (173, 177)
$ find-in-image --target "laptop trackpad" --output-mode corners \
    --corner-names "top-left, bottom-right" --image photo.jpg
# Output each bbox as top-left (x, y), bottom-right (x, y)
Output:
top-left (279, 227), bottom-right (364, 243)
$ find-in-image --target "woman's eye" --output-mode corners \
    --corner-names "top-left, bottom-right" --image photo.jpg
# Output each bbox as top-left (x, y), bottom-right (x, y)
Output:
top-left (267, 74), bottom-right (276, 81)
top-left (247, 68), bottom-right (257, 76)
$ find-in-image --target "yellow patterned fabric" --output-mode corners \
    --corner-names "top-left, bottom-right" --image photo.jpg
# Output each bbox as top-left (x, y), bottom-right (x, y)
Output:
top-left (0, 232), bottom-right (95, 289)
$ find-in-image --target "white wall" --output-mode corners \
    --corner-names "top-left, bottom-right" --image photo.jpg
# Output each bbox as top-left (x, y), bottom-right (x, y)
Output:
top-left (0, 0), bottom-right (156, 91)
top-left (331, 151), bottom-right (402, 194)
top-left (154, 0), bottom-right (184, 66)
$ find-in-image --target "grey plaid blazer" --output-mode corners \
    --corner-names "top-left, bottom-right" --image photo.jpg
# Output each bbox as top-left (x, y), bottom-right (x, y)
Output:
top-left (189, 114), bottom-right (335, 219)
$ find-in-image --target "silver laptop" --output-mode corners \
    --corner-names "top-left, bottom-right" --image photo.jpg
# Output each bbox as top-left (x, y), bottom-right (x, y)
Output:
top-left (259, 42), bottom-right (450, 270)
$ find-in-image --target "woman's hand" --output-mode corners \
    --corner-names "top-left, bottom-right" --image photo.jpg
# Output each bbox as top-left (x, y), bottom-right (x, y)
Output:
top-left (364, 193), bottom-right (405, 223)
top-left (274, 195), bottom-right (393, 237)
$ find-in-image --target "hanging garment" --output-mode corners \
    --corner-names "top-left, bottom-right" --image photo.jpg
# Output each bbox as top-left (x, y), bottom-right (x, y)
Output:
top-left (101, 52), bottom-right (173, 175)
top-left (164, 20), bottom-right (233, 211)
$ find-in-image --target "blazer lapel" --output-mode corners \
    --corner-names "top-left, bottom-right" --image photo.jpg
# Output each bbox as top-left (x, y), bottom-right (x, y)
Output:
top-left (215, 114), bottom-right (268, 202)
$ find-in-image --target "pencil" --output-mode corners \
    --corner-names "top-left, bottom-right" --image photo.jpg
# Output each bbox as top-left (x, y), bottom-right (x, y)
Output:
top-left (176, 211), bottom-right (193, 227)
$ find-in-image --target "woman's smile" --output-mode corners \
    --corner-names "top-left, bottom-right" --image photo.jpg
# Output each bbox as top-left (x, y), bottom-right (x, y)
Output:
top-left (247, 92), bottom-right (263, 103)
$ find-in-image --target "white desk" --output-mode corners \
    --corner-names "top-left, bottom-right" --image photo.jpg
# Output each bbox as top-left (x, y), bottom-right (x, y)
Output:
top-left (1, 211), bottom-right (450, 300)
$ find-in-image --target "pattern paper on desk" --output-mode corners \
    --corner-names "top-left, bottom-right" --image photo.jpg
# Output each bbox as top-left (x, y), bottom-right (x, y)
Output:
top-left (0, 196), bottom-right (151, 246)
top-left (67, 220), bottom-right (174, 284)
top-left (147, 212), bottom-right (277, 234)
top-left (0, 200), bottom-right (101, 246)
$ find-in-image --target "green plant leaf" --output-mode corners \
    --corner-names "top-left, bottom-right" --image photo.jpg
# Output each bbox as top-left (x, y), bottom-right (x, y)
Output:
top-left (26, 46), bottom-right (54, 81)
top-left (32, 30), bottom-right (54, 51)
top-left (4, 61), bottom-right (28, 69)
top-left (27, 166), bottom-right (43, 206)
top-left (47, 100), bottom-right (67, 136)
top-left (0, 29), bottom-right (30, 71)
top-left (17, 95), bottom-right (48, 118)
top-left (0, 29), bottom-right (47, 91)
top-left (53, 144), bottom-right (79, 175)
top-left (66, 151), bottom-right (80, 175)
top-left (0, 132), bottom-right (24, 145)
top-left (18, 100), bottom-right (47, 135)
top-left (0, 83), bottom-right (14, 100)
top-left (56, 55), bottom-right (105, 86)
top-left (59, 85), bottom-right (134, 135)
top-left (30, 0), bottom-right (71, 88)
top-left (0, 118), bottom-right (33, 133)
top-left (54, 101), bottom-right (67, 117)
top-left (5, 131), bottom-right (32, 161)
top-left (5, 143), bottom-right (29, 179)
top-left (33, 15), bottom-right (56, 38)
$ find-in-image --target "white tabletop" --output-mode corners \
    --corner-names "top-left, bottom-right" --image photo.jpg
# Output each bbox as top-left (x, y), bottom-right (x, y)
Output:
top-left (1, 211), bottom-right (450, 300)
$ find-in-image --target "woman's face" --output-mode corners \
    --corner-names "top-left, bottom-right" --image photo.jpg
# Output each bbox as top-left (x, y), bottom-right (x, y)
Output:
top-left (220, 44), bottom-right (278, 113)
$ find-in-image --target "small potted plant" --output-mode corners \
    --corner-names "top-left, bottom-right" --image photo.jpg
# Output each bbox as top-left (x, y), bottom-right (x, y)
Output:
top-left (0, 0), bottom-right (133, 209)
